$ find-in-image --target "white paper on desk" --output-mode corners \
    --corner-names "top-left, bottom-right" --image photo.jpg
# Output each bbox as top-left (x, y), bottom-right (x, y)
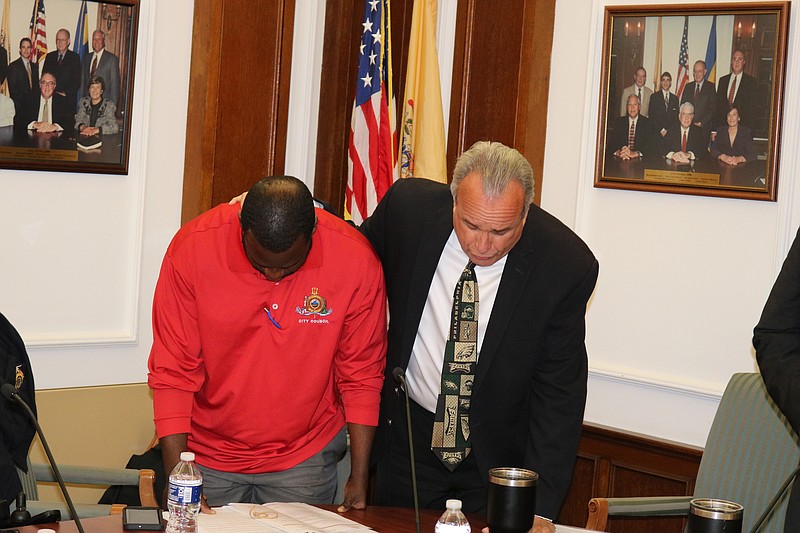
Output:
top-left (199, 502), bottom-right (373, 533)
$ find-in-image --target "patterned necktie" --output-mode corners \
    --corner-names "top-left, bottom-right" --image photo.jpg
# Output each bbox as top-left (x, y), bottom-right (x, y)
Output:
top-left (432, 261), bottom-right (478, 472)
top-left (91, 55), bottom-right (98, 78)
top-left (665, 93), bottom-right (669, 111)
top-left (681, 130), bottom-right (687, 153)
top-left (628, 120), bottom-right (636, 149)
top-left (58, 53), bottom-right (63, 65)
top-left (728, 75), bottom-right (737, 105)
top-left (637, 87), bottom-right (641, 102)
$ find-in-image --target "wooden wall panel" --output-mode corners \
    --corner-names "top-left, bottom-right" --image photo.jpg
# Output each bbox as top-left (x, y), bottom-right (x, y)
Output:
top-left (558, 423), bottom-right (702, 531)
top-left (447, 0), bottom-right (555, 206)
top-left (182, 0), bottom-right (295, 224)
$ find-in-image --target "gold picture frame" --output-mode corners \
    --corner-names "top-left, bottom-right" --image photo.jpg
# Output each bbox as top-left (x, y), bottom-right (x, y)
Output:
top-left (595, 2), bottom-right (789, 201)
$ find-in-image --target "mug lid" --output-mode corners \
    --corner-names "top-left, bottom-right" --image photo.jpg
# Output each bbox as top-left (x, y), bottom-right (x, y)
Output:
top-left (488, 467), bottom-right (538, 487)
top-left (690, 498), bottom-right (744, 520)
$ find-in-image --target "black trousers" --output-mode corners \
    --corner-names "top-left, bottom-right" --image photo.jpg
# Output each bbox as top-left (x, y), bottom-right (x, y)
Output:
top-left (374, 392), bottom-right (487, 514)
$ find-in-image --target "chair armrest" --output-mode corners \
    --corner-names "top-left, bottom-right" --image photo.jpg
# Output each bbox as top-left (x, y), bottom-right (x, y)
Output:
top-left (586, 496), bottom-right (693, 530)
top-left (32, 463), bottom-right (158, 507)
top-left (26, 501), bottom-right (114, 520)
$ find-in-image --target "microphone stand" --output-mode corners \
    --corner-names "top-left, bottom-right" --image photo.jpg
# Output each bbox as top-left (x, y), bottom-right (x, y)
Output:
top-left (1, 383), bottom-right (86, 533)
top-left (748, 464), bottom-right (800, 533)
top-left (393, 368), bottom-right (421, 533)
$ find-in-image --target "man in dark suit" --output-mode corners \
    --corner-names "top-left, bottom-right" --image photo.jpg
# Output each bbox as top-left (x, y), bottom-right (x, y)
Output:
top-left (0, 312), bottom-right (37, 503)
top-left (648, 71), bottom-right (680, 142)
top-left (0, 46), bottom-right (8, 86)
top-left (662, 102), bottom-right (707, 163)
top-left (360, 141), bottom-right (598, 531)
top-left (714, 49), bottom-right (758, 131)
top-left (81, 29), bottom-right (120, 107)
top-left (753, 226), bottom-right (800, 533)
top-left (681, 60), bottom-right (716, 140)
top-left (7, 38), bottom-right (38, 115)
top-left (42, 28), bottom-right (82, 110)
top-left (14, 72), bottom-right (74, 132)
top-left (608, 94), bottom-right (650, 160)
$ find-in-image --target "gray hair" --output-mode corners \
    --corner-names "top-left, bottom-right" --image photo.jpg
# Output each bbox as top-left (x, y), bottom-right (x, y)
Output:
top-left (679, 101), bottom-right (695, 114)
top-left (450, 141), bottom-right (534, 214)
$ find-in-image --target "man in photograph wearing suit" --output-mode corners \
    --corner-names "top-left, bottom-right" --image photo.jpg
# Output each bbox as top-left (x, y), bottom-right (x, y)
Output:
top-left (680, 60), bottom-right (716, 140)
top-left (15, 72), bottom-right (74, 132)
top-left (662, 102), bottom-right (706, 164)
top-left (42, 28), bottom-right (82, 109)
top-left (647, 71), bottom-right (680, 142)
top-left (82, 29), bottom-right (120, 107)
top-left (714, 49), bottom-right (757, 131)
top-left (361, 141), bottom-right (598, 532)
top-left (0, 46), bottom-right (7, 86)
top-left (619, 66), bottom-right (653, 117)
top-left (608, 94), bottom-right (650, 160)
top-left (7, 38), bottom-right (38, 114)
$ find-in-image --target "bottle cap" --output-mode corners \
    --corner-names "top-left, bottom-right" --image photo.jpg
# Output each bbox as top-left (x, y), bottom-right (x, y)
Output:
top-left (180, 451), bottom-right (195, 462)
top-left (445, 499), bottom-right (462, 510)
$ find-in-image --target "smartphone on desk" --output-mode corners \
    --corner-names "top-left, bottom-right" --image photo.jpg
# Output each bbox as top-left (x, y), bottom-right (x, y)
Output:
top-left (122, 506), bottom-right (164, 531)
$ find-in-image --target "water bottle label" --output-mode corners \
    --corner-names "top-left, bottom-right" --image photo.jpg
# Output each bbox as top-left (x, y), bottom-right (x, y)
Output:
top-left (168, 480), bottom-right (202, 505)
top-left (435, 524), bottom-right (471, 533)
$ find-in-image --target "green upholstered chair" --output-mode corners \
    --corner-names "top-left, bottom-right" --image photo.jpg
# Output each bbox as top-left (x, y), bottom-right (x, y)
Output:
top-left (585, 373), bottom-right (800, 532)
top-left (16, 456), bottom-right (157, 519)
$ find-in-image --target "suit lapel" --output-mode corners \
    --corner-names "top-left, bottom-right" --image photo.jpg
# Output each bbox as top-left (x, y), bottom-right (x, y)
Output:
top-left (474, 218), bottom-right (537, 390)
top-left (400, 202), bottom-right (454, 363)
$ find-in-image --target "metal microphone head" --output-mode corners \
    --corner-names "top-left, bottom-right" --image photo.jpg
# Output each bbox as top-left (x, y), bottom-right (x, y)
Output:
top-left (392, 367), bottom-right (406, 386)
top-left (1, 382), bottom-right (18, 401)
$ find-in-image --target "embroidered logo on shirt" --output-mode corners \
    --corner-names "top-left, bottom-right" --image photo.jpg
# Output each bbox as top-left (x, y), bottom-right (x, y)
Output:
top-left (296, 287), bottom-right (333, 317)
top-left (15, 365), bottom-right (24, 389)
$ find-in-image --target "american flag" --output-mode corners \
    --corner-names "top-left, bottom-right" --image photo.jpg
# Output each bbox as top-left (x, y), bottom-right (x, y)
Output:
top-left (675, 16), bottom-right (690, 99)
top-left (345, 0), bottom-right (398, 225)
top-left (29, 0), bottom-right (47, 64)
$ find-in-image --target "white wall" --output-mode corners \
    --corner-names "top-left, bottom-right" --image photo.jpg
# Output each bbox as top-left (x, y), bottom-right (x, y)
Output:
top-left (0, 0), bottom-right (193, 389)
top-left (544, 0), bottom-right (800, 447)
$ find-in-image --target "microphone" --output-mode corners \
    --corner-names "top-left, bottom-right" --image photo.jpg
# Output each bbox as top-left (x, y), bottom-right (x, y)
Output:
top-left (1, 382), bottom-right (86, 533)
top-left (747, 463), bottom-right (800, 533)
top-left (392, 367), bottom-right (421, 533)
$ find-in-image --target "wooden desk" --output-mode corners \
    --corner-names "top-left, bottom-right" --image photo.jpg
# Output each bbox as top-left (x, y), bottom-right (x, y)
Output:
top-left (14, 506), bottom-right (591, 532)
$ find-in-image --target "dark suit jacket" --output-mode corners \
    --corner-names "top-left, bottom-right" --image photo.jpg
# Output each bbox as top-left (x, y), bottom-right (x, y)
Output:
top-left (753, 226), bottom-right (800, 532)
top-left (14, 92), bottom-right (75, 131)
top-left (647, 90), bottom-right (680, 138)
top-left (607, 114), bottom-right (650, 157)
top-left (42, 49), bottom-right (82, 108)
top-left (0, 47), bottom-right (8, 85)
top-left (709, 125), bottom-right (757, 162)
top-left (681, 80), bottom-right (716, 131)
top-left (7, 58), bottom-right (38, 113)
top-left (0, 312), bottom-right (37, 501)
top-left (714, 72), bottom-right (757, 130)
top-left (662, 125), bottom-right (707, 160)
top-left (361, 178), bottom-right (599, 518)
top-left (82, 50), bottom-right (120, 107)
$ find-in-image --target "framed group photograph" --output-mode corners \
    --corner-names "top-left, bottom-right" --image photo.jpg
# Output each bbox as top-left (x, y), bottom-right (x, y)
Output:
top-left (595, 3), bottom-right (789, 201)
top-left (0, 0), bottom-right (138, 175)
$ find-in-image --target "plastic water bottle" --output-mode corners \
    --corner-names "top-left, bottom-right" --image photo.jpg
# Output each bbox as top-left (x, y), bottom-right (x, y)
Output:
top-left (166, 451), bottom-right (202, 533)
top-left (435, 499), bottom-right (471, 533)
